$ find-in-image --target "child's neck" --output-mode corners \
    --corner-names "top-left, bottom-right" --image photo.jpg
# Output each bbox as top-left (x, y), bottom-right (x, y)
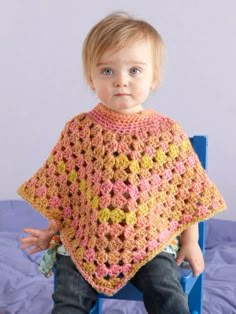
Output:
top-left (104, 104), bottom-right (144, 115)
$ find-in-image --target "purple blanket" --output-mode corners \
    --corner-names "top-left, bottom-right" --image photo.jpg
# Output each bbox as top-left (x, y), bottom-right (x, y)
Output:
top-left (0, 201), bottom-right (53, 314)
top-left (0, 200), bottom-right (235, 314)
top-left (203, 219), bottom-right (236, 314)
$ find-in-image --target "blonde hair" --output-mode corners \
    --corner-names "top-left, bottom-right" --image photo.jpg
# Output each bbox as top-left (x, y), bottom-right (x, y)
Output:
top-left (82, 12), bottom-right (165, 88)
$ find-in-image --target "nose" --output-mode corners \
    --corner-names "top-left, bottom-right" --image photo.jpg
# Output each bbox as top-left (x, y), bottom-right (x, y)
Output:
top-left (113, 73), bottom-right (128, 87)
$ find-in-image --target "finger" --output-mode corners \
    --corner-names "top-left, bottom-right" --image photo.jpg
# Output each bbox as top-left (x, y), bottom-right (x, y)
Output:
top-left (49, 220), bottom-right (59, 233)
top-left (23, 228), bottom-right (41, 237)
top-left (21, 242), bottom-right (36, 249)
top-left (176, 253), bottom-right (185, 266)
top-left (28, 247), bottom-right (42, 255)
top-left (20, 237), bottom-right (38, 245)
top-left (189, 260), bottom-right (203, 277)
top-left (49, 220), bottom-right (57, 228)
top-left (192, 265), bottom-right (202, 277)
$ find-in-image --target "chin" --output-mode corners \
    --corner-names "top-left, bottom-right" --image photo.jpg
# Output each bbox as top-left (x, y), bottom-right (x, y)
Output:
top-left (117, 102), bottom-right (135, 110)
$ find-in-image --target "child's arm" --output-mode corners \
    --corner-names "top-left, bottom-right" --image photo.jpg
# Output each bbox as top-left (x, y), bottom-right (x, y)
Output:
top-left (20, 219), bottom-right (59, 254)
top-left (176, 223), bottom-right (205, 277)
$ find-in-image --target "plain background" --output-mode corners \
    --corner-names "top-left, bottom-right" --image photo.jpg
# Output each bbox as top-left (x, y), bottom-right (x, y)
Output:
top-left (0, 0), bottom-right (235, 220)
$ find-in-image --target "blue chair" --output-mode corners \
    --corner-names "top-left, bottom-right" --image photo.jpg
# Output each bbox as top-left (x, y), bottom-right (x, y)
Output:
top-left (90, 135), bottom-right (207, 314)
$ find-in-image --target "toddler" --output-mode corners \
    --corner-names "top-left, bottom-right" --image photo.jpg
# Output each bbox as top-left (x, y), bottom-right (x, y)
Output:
top-left (19, 12), bottom-right (226, 314)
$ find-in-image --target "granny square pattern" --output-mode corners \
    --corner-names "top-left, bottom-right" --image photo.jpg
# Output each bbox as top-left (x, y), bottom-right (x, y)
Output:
top-left (18, 103), bottom-right (226, 295)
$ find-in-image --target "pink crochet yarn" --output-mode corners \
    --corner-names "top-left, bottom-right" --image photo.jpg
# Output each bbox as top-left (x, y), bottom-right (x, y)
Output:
top-left (17, 103), bottom-right (226, 295)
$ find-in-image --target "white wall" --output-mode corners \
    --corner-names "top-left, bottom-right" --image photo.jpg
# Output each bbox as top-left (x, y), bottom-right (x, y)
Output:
top-left (1, 0), bottom-right (235, 220)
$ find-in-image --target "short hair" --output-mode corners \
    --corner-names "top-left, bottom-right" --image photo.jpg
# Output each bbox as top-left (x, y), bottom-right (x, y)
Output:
top-left (82, 12), bottom-right (165, 88)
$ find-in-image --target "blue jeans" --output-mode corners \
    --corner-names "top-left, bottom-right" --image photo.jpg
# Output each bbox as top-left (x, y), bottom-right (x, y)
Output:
top-left (52, 252), bottom-right (190, 314)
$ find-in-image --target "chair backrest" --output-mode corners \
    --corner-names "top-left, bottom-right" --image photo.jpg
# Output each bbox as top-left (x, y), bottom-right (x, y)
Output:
top-left (190, 136), bottom-right (207, 254)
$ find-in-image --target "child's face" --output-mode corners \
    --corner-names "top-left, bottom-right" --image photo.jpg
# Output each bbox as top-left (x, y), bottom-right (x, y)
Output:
top-left (90, 40), bottom-right (157, 114)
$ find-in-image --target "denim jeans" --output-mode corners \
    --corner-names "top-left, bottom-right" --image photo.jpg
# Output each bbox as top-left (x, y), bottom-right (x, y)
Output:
top-left (52, 252), bottom-right (190, 314)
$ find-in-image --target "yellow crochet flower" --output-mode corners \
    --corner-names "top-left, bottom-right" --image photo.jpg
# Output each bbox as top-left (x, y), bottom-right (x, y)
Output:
top-left (91, 196), bottom-right (99, 209)
top-left (110, 278), bottom-right (121, 287)
top-left (35, 197), bottom-right (48, 209)
top-left (125, 212), bottom-right (137, 225)
top-left (141, 155), bottom-right (153, 170)
top-left (157, 191), bottom-right (167, 203)
top-left (65, 227), bottom-right (76, 239)
top-left (146, 197), bottom-right (156, 210)
top-left (83, 262), bottom-right (95, 274)
top-left (110, 208), bottom-right (126, 223)
top-left (71, 239), bottom-right (80, 251)
top-left (86, 188), bottom-right (92, 201)
top-left (171, 210), bottom-right (182, 221)
top-left (47, 155), bottom-right (54, 165)
top-left (137, 203), bottom-right (149, 216)
top-left (148, 226), bottom-right (157, 237)
top-left (181, 139), bottom-right (191, 152)
top-left (104, 154), bottom-right (116, 169)
top-left (68, 170), bottom-right (77, 182)
top-left (79, 179), bottom-right (87, 192)
top-left (166, 184), bottom-right (178, 195)
top-left (129, 160), bottom-right (140, 174)
top-left (185, 167), bottom-right (195, 178)
top-left (201, 195), bottom-right (212, 207)
top-left (98, 208), bottom-right (110, 223)
top-left (169, 144), bottom-right (179, 159)
top-left (155, 149), bottom-right (167, 165)
top-left (57, 160), bottom-right (66, 173)
top-left (95, 278), bottom-right (110, 288)
top-left (115, 154), bottom-right (129, 169)
top-left (76, 248), bottom-right (84, 261)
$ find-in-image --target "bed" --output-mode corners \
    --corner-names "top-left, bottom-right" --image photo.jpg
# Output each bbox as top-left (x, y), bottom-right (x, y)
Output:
top-left (0, 200), bottom-right (235, 314)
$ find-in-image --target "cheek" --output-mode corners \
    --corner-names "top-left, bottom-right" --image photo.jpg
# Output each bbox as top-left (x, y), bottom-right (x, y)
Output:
top-left (134, 85), bottom-right (151, 98)
top-left (96, 85), bottom-right (111, 100)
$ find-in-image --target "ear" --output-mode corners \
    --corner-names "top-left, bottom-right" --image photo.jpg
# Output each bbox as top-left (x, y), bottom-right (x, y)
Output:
top-left (151, 79), bottom-right (158, 90)
top-left (150, 73), bottom-right (159, 90)
top-left (88, 75), bottom-right (95, 91)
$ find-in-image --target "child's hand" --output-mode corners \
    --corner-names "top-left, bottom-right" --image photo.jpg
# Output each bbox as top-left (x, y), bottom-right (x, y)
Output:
top-left (176, 241), bottom-right (204, 277)
top-left (20, 220), bottom-right (58, 254)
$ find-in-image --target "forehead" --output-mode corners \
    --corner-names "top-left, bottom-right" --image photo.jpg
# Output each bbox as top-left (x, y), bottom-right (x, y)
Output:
top-left (97, 40), bottom-right (153, 64)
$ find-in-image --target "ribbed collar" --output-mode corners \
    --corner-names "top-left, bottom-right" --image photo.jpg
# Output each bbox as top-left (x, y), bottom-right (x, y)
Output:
top-left (87, 103), bottom-right (157, 132)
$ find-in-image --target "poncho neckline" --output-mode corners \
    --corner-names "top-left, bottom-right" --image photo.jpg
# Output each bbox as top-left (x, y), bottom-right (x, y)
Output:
top-left (88, 103), bottom-right (158, 132)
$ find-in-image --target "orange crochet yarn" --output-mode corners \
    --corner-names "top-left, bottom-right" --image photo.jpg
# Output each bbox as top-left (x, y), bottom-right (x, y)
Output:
top-left (17, 103), bottom-right (226, 295)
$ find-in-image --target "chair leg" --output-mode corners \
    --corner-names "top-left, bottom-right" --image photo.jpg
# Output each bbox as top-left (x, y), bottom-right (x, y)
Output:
top-left (89, 302), bottom-right (97, 314)
top-left (188, 273), bottom-right (204, 314)
top-left (90, 298), bottom-right (103, 314)
top-left (98, 298), bottom-right (103, 314)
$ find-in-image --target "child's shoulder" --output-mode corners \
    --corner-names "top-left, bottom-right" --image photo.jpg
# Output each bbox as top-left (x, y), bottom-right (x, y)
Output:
top-left (67, 111), bottom-right (87, 124)
top-left (154, 110), bottom-right (183, 131)
top-left (63, 111), bottom-right (88, 128)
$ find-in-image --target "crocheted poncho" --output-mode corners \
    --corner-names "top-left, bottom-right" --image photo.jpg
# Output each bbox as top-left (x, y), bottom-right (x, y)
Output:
top-left (17, 103), bottom-right (226, 295)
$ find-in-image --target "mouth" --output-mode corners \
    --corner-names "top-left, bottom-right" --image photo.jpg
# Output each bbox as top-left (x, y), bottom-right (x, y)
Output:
top-left (114, 93), bottom-right (130, 96)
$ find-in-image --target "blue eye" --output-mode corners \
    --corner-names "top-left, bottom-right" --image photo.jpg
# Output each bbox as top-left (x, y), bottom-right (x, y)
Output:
top-left (130, 67), bottom-right (141, 75)
top-left (102, 68), bottom-right (113, 75)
